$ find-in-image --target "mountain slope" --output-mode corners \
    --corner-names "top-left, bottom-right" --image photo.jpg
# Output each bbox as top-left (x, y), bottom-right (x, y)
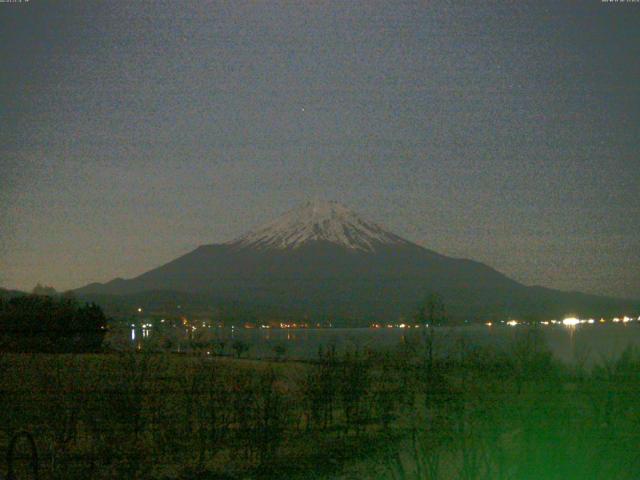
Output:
top-left (76, 201), bottom-right (639, 323)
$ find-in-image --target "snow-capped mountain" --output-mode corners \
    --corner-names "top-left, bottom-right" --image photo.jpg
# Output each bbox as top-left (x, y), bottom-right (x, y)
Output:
top-left (76, 201), bottom-right (639, 324)
top-left (228, 200), bottom-right (410, 252)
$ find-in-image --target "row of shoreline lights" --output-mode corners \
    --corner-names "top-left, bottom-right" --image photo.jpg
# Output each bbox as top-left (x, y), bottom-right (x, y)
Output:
top-left (369, 317), bottom-right (639, 329)
top-left (134, 308), bottom-right (637, 329)
top-left (500, 316), bottom-right (639, 327)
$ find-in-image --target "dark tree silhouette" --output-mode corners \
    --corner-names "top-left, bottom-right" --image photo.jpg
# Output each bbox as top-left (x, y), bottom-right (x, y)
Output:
top-left (32, 283), bottom-right (58, 296)
top-left (0, 295), bottom-right (108, 352)
top-left (232, 339), bottom-right (249, 358)
top-left (416, 293), bottom-right (447, 327)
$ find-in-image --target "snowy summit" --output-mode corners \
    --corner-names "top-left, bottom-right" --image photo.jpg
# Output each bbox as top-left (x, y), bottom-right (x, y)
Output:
top-left (229, 200), bottom-right (410, 252)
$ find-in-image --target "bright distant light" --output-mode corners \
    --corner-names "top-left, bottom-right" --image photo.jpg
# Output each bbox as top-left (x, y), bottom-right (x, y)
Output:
top-left (485, 322), bottom-right (493, 327)
top-left (563, 317), bottom-right (580, 326)
top-left (137, 307), bottom-right (143, 313)
top-left (623, 316), bottom-right (631, 323)
top-left (613, 317), bottom-right (621, 323)
top-left (541, 321), bottom-right (549, 325)
top-left (398, 323), bottom-right (406, 329)
top-left (507, 320), bottom-right (518, 327)
top-left (587, 319), bottom-right (595, 324)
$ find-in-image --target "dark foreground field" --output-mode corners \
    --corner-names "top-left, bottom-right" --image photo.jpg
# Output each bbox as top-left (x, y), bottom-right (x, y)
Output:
top-left (1, 330), bottom-right (639, 479)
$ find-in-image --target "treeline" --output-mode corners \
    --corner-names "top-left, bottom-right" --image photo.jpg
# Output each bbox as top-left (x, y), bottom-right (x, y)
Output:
top-left (0, 295), bottom-right (108, 353)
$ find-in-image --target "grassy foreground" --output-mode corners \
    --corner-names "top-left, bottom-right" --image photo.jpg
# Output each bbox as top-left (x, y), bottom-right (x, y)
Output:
top-left (1, 330), bottom-right (639, 479)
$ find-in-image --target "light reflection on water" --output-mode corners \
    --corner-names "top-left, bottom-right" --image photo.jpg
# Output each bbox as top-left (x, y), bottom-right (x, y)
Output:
top-left (125, 324), bottom-right (640, 365)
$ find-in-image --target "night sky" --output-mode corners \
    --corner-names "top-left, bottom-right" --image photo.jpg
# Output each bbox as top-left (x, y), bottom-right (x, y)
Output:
top-left (1, 1), bottom-right (639, 299)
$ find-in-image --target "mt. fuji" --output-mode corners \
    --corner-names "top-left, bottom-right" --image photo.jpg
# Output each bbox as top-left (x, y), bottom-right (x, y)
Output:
top-left (76, 201), bottom-right (638, 324)
top-left (229, 201), bottom-right (411, 252)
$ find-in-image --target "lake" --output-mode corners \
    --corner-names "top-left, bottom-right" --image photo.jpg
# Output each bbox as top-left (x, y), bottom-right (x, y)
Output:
top-left (129, 321), bottom-right (640, 365)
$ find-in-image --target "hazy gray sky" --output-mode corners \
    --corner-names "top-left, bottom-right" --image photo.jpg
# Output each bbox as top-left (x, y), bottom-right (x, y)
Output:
top-left (1, 1), bottom-right (639, 299)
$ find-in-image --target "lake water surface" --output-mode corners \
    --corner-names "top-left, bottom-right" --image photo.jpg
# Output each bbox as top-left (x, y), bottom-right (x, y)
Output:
top-left (240, 324), bottom-right (640, 365)
top-left (132, 323), bottom-right (640, 365)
